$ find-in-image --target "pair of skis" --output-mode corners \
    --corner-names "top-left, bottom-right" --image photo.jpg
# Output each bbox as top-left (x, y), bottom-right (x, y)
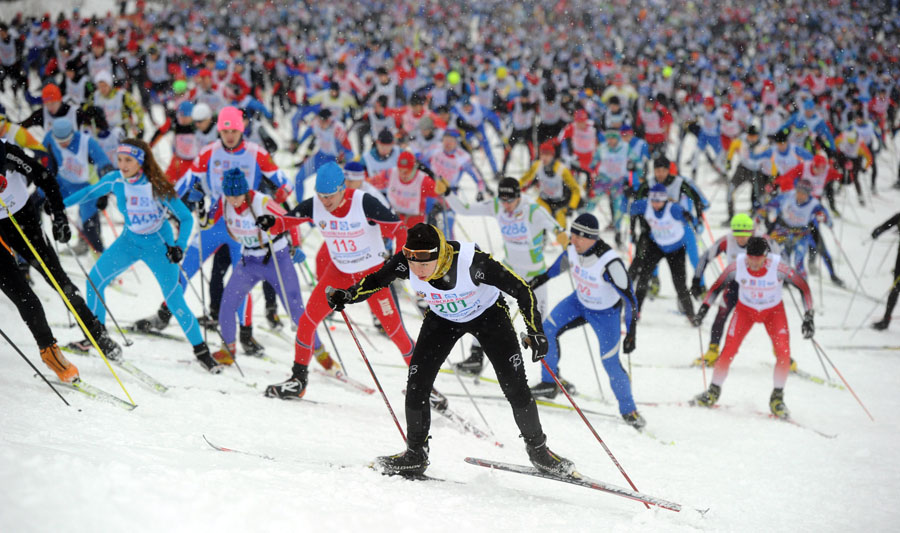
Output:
top-left (200, 435), bottom-right (689, 512)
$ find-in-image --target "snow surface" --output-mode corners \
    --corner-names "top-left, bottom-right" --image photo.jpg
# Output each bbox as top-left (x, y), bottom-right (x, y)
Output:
top-left (2, 14), bottom-right (900, 528)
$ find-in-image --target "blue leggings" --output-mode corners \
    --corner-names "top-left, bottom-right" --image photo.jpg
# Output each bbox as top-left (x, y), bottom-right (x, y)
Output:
top-left (180, 218), bottom-right (250, 327)
top-left (683, 222), bottom-right (700, 270)
top-left (541, 292), bottom-right (637, 415)
top-left (464, 124), bottom-right (499, 174)
top-left (86, 224), bottom-right (203, 346)
top-left (696, 132), bottom-right (723, 155)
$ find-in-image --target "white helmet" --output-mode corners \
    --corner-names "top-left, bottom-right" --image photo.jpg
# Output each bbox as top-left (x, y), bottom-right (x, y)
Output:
top-left (191, 102), bottom-right (212, 122)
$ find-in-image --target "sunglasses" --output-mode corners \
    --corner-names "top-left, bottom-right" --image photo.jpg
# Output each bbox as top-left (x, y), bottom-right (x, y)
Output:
top-left (402, 246), bottom-right (438, 262)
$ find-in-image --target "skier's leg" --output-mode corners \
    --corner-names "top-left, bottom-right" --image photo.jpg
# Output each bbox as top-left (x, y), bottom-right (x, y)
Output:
top-left (763, 303), bottom-right (791, 390)
top-left (540, 292), bottom-right (585, 383)
top-left (85, 233), bottom-right (137, 324)
top-left (217, 256), bottom-right (260, 346)
top-left (711, 304), bottom-right (757, 387)
top-left (665, 246), bottom-right (695, 319)
top-left (146, 237), bottom-right (205, 346)
top-left (365, 285), bottom-right (415, 362)
top-left (587, 306), bottom-right (637, 415)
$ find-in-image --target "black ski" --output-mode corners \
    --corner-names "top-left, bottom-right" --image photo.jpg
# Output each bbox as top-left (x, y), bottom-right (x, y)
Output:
top-left (464, 457), bottom-right (685, 512)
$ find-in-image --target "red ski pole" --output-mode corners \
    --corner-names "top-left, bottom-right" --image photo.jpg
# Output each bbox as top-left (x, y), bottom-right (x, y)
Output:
top-left (811, 339), bottom-right (875, 422)
top-left (331, 290), bottom-right (406, 442)
top-left (539, 357), bottom-right (650, 509)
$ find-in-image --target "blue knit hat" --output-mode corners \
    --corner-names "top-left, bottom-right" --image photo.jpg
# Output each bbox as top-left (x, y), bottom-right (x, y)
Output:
top-left (52, 118), bottom-right (75, 142)
top-left (315, 161), bottom-right (345, 195)
top-left (222, 167), bottom-right (249, 196)
top-left (649, 183), bottom-right (668, 202)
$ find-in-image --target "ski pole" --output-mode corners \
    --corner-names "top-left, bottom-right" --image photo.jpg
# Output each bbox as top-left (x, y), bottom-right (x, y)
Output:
top-left (196, 218), bottom-right (208, 346)
top-left (319, 319), bottom-right (348, 376)
top-left (538, 356), bottom-right (649, 509)
top-left (810, 339), bottom-right (875, 422)
top-left (0, 327), bottom-right (70, 406)
top-left (841, 240), bottom-right (875, 327)
top-left (785, 286), bottom-right (832, 382)
top-left (826, 225), bottom-right (871, 299)
top-left (63, 240), bottom-right (133, 347)
top-left (455, 342), bottom-right (498, 442)
top-left (0, 197), bottom-right (135, 406)
top-left (701, 213), bottom-right (725, 271)
top-left (566, 267), bottom-right (606, 400)
top-left (328, 289), bottom-right (406, 442)
top-left (697, 327), bottom-right (707, 390)
top-left (248, 202), bottom-right (295, 330)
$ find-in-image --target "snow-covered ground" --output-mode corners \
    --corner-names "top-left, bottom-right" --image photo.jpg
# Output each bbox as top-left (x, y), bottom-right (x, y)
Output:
top-left (2, 12), bottom-right (900, 525)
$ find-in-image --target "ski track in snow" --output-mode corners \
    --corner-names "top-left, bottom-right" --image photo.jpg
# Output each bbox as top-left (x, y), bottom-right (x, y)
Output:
top-left (3, 13), bottom-right (900, 533)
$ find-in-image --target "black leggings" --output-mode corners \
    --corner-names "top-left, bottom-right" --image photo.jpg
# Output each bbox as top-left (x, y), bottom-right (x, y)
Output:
top-left (0, 201), bottom-right (106, 341)
top-left (0, 241), bottom-right (56, 349)
top-left (882, 247), bottom-right (900, 322)
top-left (629, 236), bottom-right (694, 319)
top-left (710, 281), bottom-right (738, 346)
top-left (405, 300), bottom-right (544, 447)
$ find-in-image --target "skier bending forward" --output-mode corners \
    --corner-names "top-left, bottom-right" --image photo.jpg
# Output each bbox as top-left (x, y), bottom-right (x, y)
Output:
top-left (327, 223), bottom-right (576, 477)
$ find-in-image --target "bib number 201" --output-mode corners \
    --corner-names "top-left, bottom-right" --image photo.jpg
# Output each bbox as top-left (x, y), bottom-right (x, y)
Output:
top-left (436, 299), bottom-right (468, 314)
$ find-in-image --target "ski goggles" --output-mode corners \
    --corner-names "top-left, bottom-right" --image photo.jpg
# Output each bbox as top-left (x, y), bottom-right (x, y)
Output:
top-left (402, 246), bottom-right (439, 262)
top-left (117, 144), bottom-right (145, 165)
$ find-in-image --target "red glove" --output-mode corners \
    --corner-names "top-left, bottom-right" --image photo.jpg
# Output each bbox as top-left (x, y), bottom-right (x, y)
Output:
top-left (273, 184), bottom-right (291, 204)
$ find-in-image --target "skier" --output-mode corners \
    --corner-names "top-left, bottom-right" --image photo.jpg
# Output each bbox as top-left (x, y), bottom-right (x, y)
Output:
top-left (528, 214), bottom-right (645, 429)
top-left (450, 95), bottom-right (504, 179)
top-left (209, 168), bottom-right (316, 365)
top-left (724, 125), bottom-right (773, 221)
top-left (444, 177), bottom-right (567, 374)
top-left (0, 139), bottom-right (122, 361)
top-left (628, 183), bottom-right (696, 321)
top-left (589, 129), bottom-right (630, 246)
top-left (265, 163), bottom-right (415, 399)
top-left (63, 139), bottom-right (222, 373)
top-left (367, 151), bottom-right (440, 249)
top-left (692, 237), bottom-right (815, 418)
top-left (870, 213), bottom-right (900, 331)
top-left (43, 118), bottom-right (114, 254)
top-left (293, 109), bottom-right (353, 192)
top-left (691, 214), bottom-right (755, 366)
top-left (519, 141), bottom-right (582, 227)
top-left (328, 222), bottom-right (575, 477)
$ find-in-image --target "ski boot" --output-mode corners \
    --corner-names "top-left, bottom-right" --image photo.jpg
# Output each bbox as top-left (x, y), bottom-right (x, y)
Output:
top-left (194, 343), bottom-right (223, 374)
top-left (830, 275), bottom-right (845, 288)
top-left (529, 377), bottom-right (576, 399)
top-left (622, 411), bottom-right (647, 430)
top-left (693, 343), bottom-right (719, 367)
top-left (454, 344), bottom-right (485, 376)
top-left (526, 435), bottom-right (576, 477)
top-left (692, 383), bottom-right (721, 407)
top-left (265, 363), bottom-right (309, 400)
top-left (648, 275), bottom-right (661, 298)
top-left (239, 326), bottom-right (265, 357)
top-left (872, 318), bottom-right (890, 331)
top-left (314, 346), bottom-right (341, 374)
top-left (373, 438), bottom-right (430, 476)
top-left (769, 388), bottom-right (789, 419)
top-left (96, 330), bottom-right (122, 361)
top-left (40, 344), bottom-right (80, 383)
top-left (211, 343), bottom-right (236, 365)
top-left (265, 305), bottom-right (283, 330)
top-left (373, 318), bottom-right (386, 337)
top-left (196, 314), bottom-right (219, 330)
top-left (789, 358), bottom-right (798, 372)
top-left (134, 305), bottom-right (172, 332)
top-left (429, 388), bottom-right (448, 412)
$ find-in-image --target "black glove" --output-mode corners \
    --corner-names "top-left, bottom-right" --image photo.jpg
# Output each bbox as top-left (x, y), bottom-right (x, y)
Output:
top-left (802, 311), bottom-right (815, 339)
top-left (522, 332), bottom-right (549, 362)
top-left (326, 286), bottom-right (354, 312)
top-left (692, 303), bottom-right (710, 327)
top-left (475, 191), bottom-right (486, 202)
top-left (690, 278), bottom-right (704, 299)
top-left (96, 194), bottom-right (109, 211)
top-left (529, 272), bottom-right (550, 290)
top-left (166, 245), bottom-right (184, 263)
top-left (622, 330), bottom-right (636, 354)
top-left (51, 213), bottom-right (71, 243)
top-left (255, 214), bottom-right (276, 231)
top-left (871, 228), bottom-right (883, 240)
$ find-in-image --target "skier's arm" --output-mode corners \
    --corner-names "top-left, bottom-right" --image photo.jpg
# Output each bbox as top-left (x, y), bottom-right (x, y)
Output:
top-left (561, 164), bottom-right (581, 209)
top-left (680, 181), bottom-right (705, 220)
top-left (163, 195), bottom-right (195, 249)
top-left (348, 252), bottom-right (408, 302)
top-left (604, 258), bottom-right (638, 335)
top-left (286, 197), bottom-right (314, 223)
top-left (87, 137), bottom-right (114, 177)
top-left (530, 251), bottom-right (569, 289)
top-left (471, 249), bottom-right (543, 334)
top-left (445, 191), bottom-right (496, 217)
top-left (63, 171), bottom-right (118, 207)
top-left (6, 143), bottom-right (64, 213)
top-left (779, 263), bottom-right (814, 314)
top-left (700, 262), bottom-right (738, 307)
top-left (694, 237), bottom-right (728, 283)
top-left (362, 192), bottom-right (403, 241)
top-left (518, 161), bottom-right (539, 190)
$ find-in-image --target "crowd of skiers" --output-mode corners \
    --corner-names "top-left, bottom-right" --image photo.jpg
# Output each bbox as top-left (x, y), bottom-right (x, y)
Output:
top-left (1, 0), bottom-right (899, 476)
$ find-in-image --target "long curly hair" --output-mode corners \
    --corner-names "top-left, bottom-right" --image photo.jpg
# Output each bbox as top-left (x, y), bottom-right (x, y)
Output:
top-left (120, 138), bottom-right (176, 199)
